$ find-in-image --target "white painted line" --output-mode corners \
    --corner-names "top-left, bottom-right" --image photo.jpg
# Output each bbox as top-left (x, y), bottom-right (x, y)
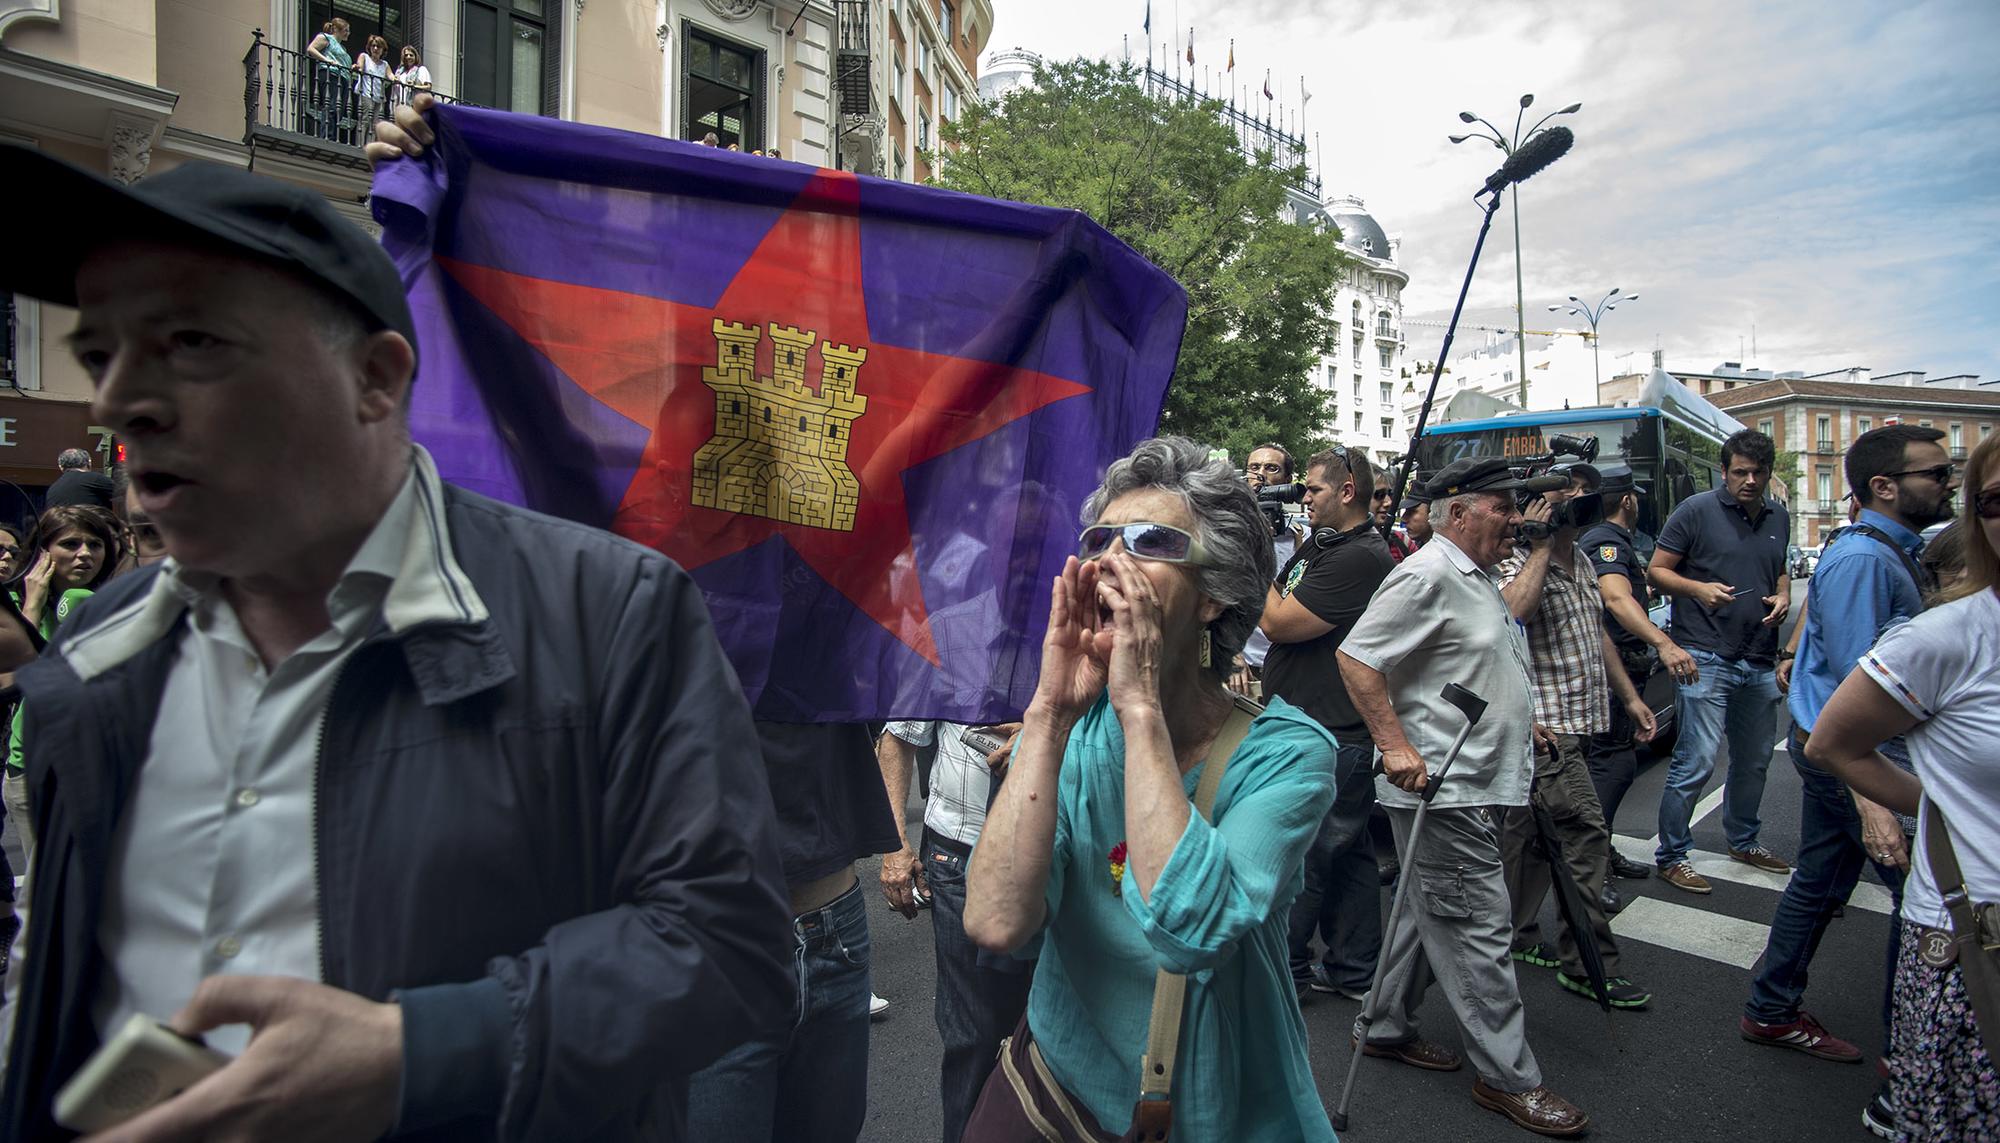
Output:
top-left (1610, 836), bottom-right (1897, 915)
top-left (1611, 896), bottom-right (1772, 969)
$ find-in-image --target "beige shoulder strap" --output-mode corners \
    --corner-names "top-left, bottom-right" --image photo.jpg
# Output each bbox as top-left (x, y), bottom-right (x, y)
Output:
top-left (1136, 697), bottom-right (1261, 1116)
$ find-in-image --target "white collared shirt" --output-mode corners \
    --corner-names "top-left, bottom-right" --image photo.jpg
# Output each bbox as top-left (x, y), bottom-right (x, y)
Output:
top-left (78, 449), bottom-right (483, 1055)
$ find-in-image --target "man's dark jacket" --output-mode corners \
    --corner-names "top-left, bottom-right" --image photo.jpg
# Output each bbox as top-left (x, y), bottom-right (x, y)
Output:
top-left (0, 481), bottom-right (795, 1141)
top-left (43, 469), bottom-right (114, 511)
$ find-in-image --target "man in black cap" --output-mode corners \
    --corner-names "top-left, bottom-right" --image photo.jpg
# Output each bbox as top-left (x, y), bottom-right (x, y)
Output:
top-left (1338, 456), bottom-right (1589, 1138)
top-left (1580, 466), bottom-right (1697, 888)
top-left (0, 146), bottom-right (792, 1140)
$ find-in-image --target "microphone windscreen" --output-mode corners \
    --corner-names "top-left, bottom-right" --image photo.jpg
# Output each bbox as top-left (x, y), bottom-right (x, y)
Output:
top-left (1483, 127), bottom-right (1575, 194)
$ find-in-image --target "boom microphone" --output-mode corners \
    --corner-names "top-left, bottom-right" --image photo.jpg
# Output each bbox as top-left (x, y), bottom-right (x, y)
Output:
top-left (1482, 126), bottom-right (1574, 194)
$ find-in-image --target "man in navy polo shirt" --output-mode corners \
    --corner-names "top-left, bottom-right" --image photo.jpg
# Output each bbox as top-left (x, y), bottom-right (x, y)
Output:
top-left (1647, 429), bottom-right (1792, 893)
top-left (1740, 426), bottom-right (1955, 1128)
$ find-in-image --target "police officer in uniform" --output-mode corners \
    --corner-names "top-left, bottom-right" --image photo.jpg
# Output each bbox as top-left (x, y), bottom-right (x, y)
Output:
top-left (1582, 466), bottom-right (1700, 903)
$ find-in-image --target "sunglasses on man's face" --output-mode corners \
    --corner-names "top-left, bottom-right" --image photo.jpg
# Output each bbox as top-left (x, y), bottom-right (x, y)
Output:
top-left (1886, 464), bottom-right (1957, 486)
top-left (1077, 522), bottom-right (1214, 567)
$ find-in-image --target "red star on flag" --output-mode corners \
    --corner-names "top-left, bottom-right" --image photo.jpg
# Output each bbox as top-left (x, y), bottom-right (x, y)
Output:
top-left (435, 170), bottom-right (1090, 665)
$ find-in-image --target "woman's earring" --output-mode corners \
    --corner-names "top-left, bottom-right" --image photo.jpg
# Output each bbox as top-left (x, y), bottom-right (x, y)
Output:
top-left (1199, 626), bottom-right (1213, 669)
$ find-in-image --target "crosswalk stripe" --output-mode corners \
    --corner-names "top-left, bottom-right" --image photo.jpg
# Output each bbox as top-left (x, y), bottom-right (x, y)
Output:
top-left (1610, 836), bottom-right (1898, 915)
top-left (1610, 897), bottom-right (1774, 970)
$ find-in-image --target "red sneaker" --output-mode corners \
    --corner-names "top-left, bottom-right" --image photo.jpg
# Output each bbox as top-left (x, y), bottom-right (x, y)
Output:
top-left (1739, 1011), bottom-right (1863, 1062)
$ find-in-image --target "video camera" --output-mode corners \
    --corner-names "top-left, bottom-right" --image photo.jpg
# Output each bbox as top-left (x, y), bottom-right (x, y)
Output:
top-left (1256, 482), bottom-right (1305, 537)
top-left (1513, 432), bottom-right (1604, 540)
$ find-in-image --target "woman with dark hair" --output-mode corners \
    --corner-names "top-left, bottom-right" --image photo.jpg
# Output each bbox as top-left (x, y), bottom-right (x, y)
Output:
top-left (1809, 434), bottom-right (2000, 1142)
top-left (304, 17), bottom-right (354, 140)
top-left (6, 505), bottom-right (119, 862)
top-left (962, 436), bottom-right (1338, 1141)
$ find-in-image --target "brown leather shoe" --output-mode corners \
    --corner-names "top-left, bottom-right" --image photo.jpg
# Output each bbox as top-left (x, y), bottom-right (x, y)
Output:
top-left (1471, 1079), bottom-right (1590, 1137)
top-left (1355, 1035), bottom-right (1462, 1071)
top-left (1729, 845), bottom-right (1792, 874)
top-left (1659, 860), bottom-right (1712, 894)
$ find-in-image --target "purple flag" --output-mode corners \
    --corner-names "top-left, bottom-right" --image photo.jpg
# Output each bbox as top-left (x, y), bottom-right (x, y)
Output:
top-left (370, 106), bottom-right (1185, 723)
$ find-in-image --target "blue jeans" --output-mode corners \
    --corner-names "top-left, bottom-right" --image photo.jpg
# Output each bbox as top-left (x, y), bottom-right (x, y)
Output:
top-left (686, 880), bottom-right (872, 1142)
top-left (1287, 742), bottom-right (1381, 993)
top-left (923, 828), bottom-right (1034, 1143)
top-left (1656, 649), bottom-right (1780, 867)
top-left (1745, 735), bottom-right (1906, 1027)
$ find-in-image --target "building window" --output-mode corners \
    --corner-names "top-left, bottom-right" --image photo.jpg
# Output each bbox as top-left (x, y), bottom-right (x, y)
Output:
top-left (1816, 415), bottom-right (1831, 451)
top-left (941, 84), bottom-right (958, 122)
top-left (1352, 376), bottom-right (1362, 399)
top-left (1378, 346), bottom-right (1393, 370)
top-left (941, 0), bottom-right (954, 42)
top-left (1353, 411), bottom-right (1363, 432)
top-left (1379, 381), bottom-right (1392, 404)
top-left (1381, 417), bottom-right (1394, 439)
top-left (1758, 418), bottom-right (1773, 437)
top-left (682, 24), bottom-right (764, 148)
top-left (893, 52), bottom-right (905, 109)
top-left (1920, 419), bottom-right (1932, 428)
top-left (894, 147), bottom-right (906, 180)
top-left (462, 0), bottom-right (557, 116)
top-left (917, 35), bottom-right (930, 80)
top-left (1950, 423), bottom-right (1964, 455)
top-left (917, 110), bottom-right (931, 150)
top-left (1816, 468), bottom-right (1832, 506)
top-left (1982, 423), bottom-right (1993, 440)
top-left (1324, 364), bottom-right (1337, 389)
top-left (1857, 416), bottom-right (1871, 434)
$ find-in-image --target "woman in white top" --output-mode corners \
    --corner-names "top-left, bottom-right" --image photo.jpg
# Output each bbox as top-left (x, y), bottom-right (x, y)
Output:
top-left (353, 34), bottom-right (391, 139)
top-left (1810, 431), bottom-right (2000, 1143)
top-left (392, 45), bottom-right (432, 108)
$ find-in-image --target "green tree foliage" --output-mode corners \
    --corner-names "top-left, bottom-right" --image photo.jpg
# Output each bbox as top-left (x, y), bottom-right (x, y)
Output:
top-left (934, 57), bottom-right (1351, 462)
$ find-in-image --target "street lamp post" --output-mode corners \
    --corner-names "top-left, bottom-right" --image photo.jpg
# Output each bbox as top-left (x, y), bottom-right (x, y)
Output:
top-left (1548, 287), bottom-right (1639, 392)
top-left (1451, 94), bottom-right (1580, 408)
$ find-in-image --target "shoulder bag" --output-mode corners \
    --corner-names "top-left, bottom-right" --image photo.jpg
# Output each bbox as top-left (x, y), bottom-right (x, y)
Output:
top-left (1921, 800), bottom-right (2000, 1062)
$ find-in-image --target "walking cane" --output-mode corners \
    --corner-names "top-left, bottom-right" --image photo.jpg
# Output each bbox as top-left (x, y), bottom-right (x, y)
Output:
top-left (1329, 682), bottom-right (1489, 1134)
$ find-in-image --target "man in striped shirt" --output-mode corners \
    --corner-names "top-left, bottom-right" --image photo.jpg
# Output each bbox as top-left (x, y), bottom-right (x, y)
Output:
top-left (1495, 466), bottom-right (1657, 1009)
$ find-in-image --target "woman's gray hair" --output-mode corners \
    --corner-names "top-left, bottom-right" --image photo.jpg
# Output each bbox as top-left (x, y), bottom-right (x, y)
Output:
top-left (1082, 436), bottom-right (1273, 680)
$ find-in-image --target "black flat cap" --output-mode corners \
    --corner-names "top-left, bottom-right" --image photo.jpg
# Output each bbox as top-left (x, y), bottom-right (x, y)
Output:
top-left (1427, 456), bottom-right (1568, 498)
top-left (0, 143), bottom-right (415, 358)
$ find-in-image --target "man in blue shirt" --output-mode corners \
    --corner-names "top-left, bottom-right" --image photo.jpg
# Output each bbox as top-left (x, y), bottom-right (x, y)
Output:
top-left (1740, 427), bottom-right (1956, 1121)
top-left (1647, 430), bottom-right (1792, 892)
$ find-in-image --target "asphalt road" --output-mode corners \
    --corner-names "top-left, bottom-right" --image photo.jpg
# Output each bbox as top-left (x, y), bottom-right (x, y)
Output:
top-left (862, 583), bottom-right (1899, 1142)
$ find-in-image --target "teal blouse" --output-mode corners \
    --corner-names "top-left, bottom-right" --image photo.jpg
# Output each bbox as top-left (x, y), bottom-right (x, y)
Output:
top-left (1016, 694), bottom-right (1339, 1141)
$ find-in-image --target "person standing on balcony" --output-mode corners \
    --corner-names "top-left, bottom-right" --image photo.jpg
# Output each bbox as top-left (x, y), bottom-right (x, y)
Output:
top-left (303, 17), bottom-right (353, 141)
top-left (392, 45), bottom-right (433, 110)
top-left (354, 35), bottom-right (392, 146)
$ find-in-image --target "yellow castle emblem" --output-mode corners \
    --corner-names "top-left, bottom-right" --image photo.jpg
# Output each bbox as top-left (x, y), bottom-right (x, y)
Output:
top-left (693, 318), bottom-right (870, 531)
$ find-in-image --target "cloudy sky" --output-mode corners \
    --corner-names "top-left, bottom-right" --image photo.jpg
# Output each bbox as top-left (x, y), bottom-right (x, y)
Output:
top-left (982, 0), bottom-right (2000, 383)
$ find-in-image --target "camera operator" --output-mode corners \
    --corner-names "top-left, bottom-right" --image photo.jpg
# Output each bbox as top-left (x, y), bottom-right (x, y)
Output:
top-left (1495, 465), bottom-right (1655, 1009)
top-left (1336, 456), bottom-right (1588, 1137)
top-left (1580, 467), bottom-right (1697, 888)
top-left (1237, 443), bottom-right (1306, 695)
top-left (1257, 448), bottom-right (1395, 1002)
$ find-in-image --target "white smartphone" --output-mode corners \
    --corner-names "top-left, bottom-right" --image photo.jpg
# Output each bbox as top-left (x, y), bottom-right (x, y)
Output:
top-left (53, 1013), bottom-right (231, 1132)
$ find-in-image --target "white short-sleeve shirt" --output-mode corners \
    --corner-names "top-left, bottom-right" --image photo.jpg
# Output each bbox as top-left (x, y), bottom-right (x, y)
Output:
top-left (1859, 589), bottom-right (2000, 929)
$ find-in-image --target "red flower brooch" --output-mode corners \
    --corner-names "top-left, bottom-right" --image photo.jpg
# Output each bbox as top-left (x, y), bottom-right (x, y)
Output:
top-left (1108, 842), bottom-right (1128, 897)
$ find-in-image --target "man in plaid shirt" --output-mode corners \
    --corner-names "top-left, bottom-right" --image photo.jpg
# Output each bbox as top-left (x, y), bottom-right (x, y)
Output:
top-left (1495, 466), bottom-right (1658, 1010)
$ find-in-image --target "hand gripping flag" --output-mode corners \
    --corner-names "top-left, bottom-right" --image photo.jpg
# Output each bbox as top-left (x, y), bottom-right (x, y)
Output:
top-left (370, 106), bottom-right (1186, 723)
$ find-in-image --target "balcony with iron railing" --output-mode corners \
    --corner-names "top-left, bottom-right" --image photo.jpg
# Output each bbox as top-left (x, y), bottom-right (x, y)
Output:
top-left (836, 0), bottom-right (872, 115)
top-left (1952, 445), bottom-right (1969, 460)
top-left (1815, 438), bottom-right (1836, 454)
top-left (243, 30), bottom-right (469, 172)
